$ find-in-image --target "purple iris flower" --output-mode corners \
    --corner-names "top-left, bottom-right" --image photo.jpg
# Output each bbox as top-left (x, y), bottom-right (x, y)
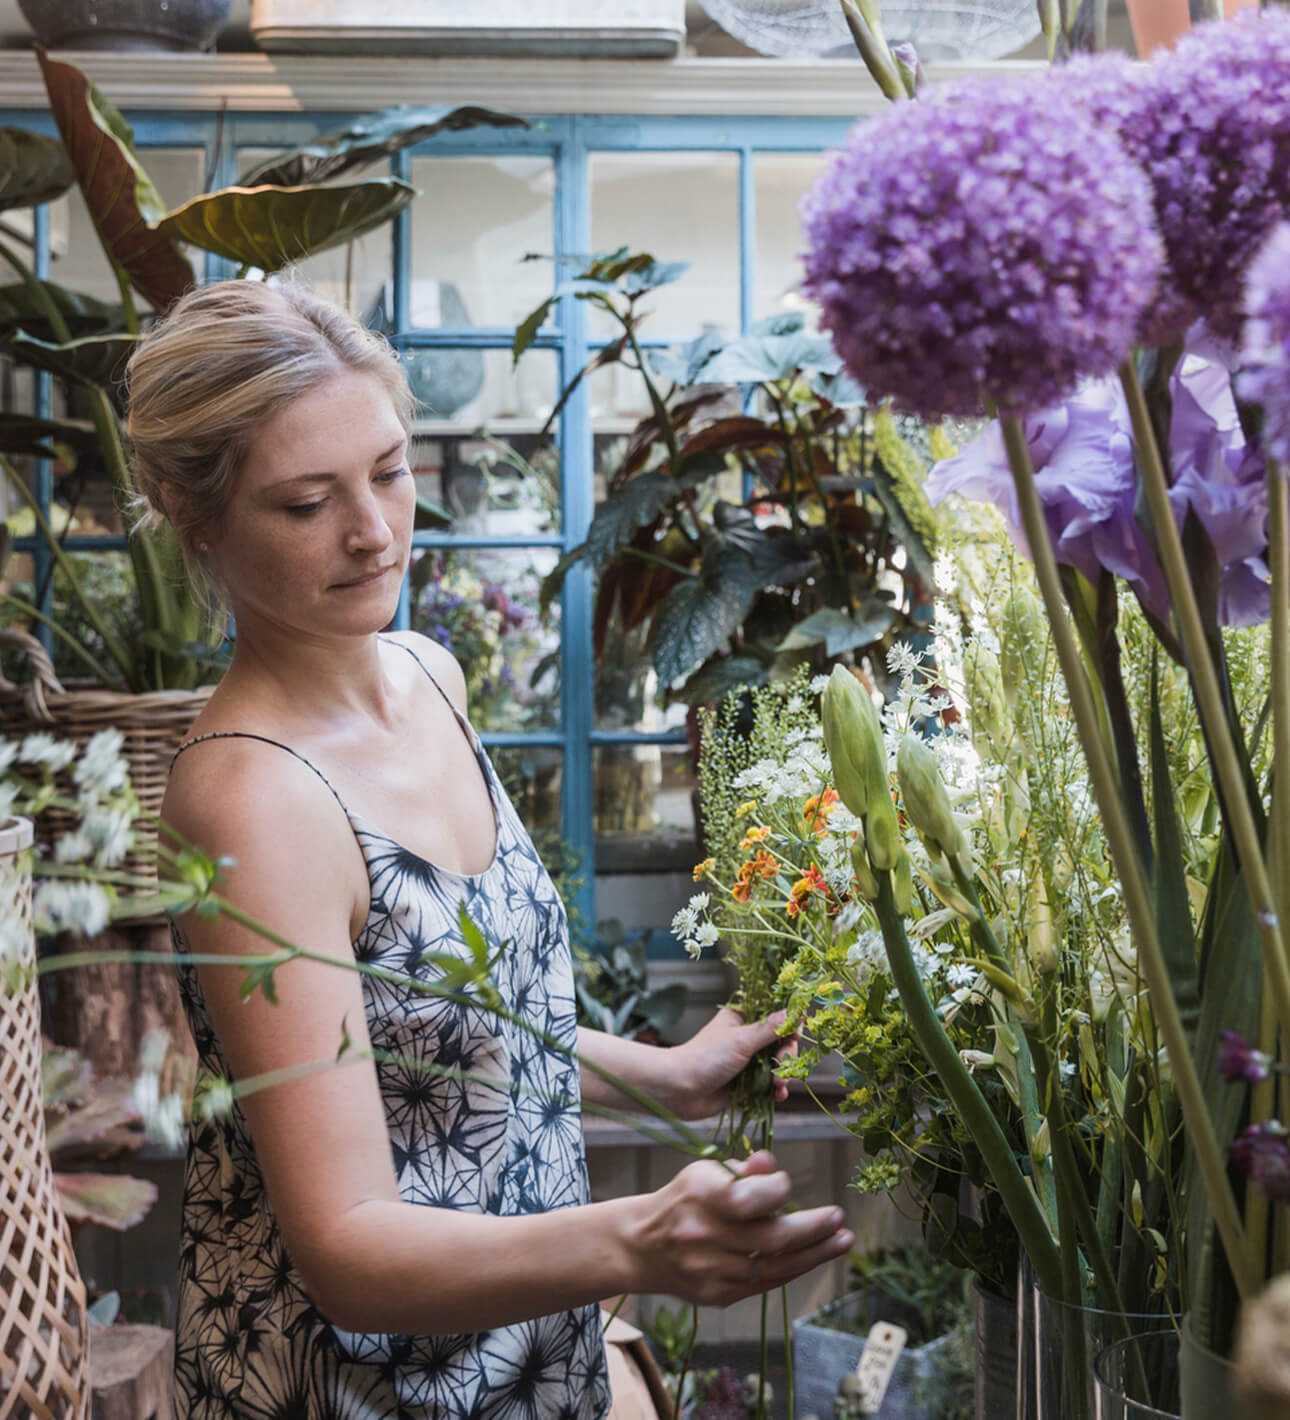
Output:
top-left (926, 325), bottom-right (1269, 627)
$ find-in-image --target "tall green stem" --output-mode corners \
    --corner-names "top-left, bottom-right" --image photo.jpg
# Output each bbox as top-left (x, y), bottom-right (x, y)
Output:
top-left (871, 872), bottom-right (1065, 1298)
top-left (999, 413), bottom-right (1256, 1299)
top-left (1121, 362), bottom-right (1290, 1051)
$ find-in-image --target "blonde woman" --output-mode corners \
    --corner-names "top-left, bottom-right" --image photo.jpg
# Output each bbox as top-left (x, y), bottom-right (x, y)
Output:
top-left (128, 279), bottom-right (854, 1418)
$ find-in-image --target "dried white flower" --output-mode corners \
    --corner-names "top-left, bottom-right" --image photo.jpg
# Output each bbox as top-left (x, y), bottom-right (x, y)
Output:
top-left (32, 879), bottom-right (110, 936)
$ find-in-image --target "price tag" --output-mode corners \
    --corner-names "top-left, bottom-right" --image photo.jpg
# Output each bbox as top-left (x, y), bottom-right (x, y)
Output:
top-left (854, 1321), bottom-right (907, 1414)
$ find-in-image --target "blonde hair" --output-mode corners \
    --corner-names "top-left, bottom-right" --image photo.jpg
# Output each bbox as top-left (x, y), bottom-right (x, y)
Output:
top-left (122, 277), bottom-right (416, 634)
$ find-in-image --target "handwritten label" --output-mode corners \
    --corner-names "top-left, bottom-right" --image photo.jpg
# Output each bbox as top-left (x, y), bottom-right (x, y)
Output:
top-left (854, 1321), bottom-right (908, 1414)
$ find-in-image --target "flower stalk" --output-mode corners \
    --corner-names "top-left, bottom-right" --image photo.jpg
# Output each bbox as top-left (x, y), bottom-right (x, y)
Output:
top-left (999, 412), bottom-right (1257, 1298)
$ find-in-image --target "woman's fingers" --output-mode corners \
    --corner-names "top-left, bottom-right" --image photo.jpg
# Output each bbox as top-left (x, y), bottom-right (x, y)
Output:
top-left (756, 1226), bottom-right (855, 1291)
top-left (714, 1164), bottom-right (793, 1222)
top-left (711, 1204), bottom-right (848, 1262)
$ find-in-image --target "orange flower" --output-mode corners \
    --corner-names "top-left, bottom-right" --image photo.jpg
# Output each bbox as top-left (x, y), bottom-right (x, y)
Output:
top-left (740, 825), bottom-right (772, 851)
top-left (692, 857), bottom-right (715, 881)
top-left (803, 788), bottom-right (840, 837)
top-left (750, 850), bottom-right (778, 880)
top-left (732, 876), bottom-right (753, 903)
top-left (786, 864), bottom-right (830, 915)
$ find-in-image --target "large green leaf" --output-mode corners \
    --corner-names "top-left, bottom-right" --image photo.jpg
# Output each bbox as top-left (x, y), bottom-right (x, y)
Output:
top-left (0, 412), bottom-right (97, 463)
top-left (778, 604), bottom-right (897, 656)
top-left (541, 450), bottom-right (729, 616)
top-left (36, 48), bottom-right (194, 314)
top-left (237, 104), bottom-right (528, 188)
top-left (650, 574), bottom-right (756, 688)
top-left (6, 328), bottom-right (139, 390)
top-left (0, 281), bottom-right (124, 343)
top-left (699, 326), bottom-right (842, 385)
top-left (0, 127), bottom-right (75, 213)
top-left (673, 653), bottom-right (768, 706)
top-left (155, 179), bottom-right (417, 272)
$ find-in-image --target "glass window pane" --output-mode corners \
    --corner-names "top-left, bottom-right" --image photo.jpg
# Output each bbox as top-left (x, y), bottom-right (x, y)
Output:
top-left (238, 147), bottom-right (392, 319)
top-left (594, 743), bottom-right (697, 853)
top-left (409, 156), bottom-right (555, 330)
top-left (47, 148), bottom-right (207, 306)
top-left (408, 350), bottom-right (560, 532)
top-left (409, 546), bottom-right (560, 734)
top-left (754, 152), bottom-right (830, 323)
top-left (589, 153), bottom-right (739, 339)
top-left (491, 745), bottom-right (564, 845)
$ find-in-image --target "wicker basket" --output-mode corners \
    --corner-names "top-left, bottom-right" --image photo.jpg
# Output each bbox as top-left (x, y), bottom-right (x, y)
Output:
top-left (0, 627), bottom-right (215, 891)
top-left (0, 815), bottom-right (90, 1419)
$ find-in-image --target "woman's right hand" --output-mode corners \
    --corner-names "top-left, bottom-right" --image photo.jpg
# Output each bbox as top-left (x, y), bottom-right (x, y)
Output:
top-left (622, 1150), bottom-right (854, 1306)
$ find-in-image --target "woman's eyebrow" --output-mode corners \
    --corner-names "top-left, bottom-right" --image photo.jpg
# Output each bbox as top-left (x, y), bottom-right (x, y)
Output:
top-left (262, 439), bottom-right (408, 492)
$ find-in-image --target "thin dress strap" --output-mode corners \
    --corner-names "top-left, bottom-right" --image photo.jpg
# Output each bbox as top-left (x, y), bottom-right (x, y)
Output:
top-left (169, 731), bottom-right (353, 821)
top-left (381, 635), bottom-right (470, 733)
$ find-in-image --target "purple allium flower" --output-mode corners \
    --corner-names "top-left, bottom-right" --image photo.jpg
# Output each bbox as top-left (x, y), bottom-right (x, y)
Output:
top-left (1239, 222), bottom-right (1290, 468)
top-left (799, 79), bottom-right (1162, 420)
top-left (927, 324), bottom-right (1269, 626)
top-left (1231, 1121), bottom-right (1290, 1203)
top-left (1219, 1029), bottom-right (1273, 1085)
top-left (1121, 10), bottom-right (1290, 343)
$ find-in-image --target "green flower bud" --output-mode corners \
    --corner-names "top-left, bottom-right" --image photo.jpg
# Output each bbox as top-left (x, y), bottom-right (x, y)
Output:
top-left (1000, 587), bottom-right (1046, 700)
top-left (897, 734), bottom-right (965, 861)
top-left (822, 665), bottom-right (886, 818)
top-left (865, 790), bottom-right (904, 872)
top-left (851, 840), bottom-right (879, 901)
top-left (892, 852), bottom-right (913, 915)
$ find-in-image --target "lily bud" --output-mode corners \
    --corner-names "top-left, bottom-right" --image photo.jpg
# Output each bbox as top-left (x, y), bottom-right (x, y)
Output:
top-left (822, 665), bottom-right (886, 818)
top-left (851, 840), bottom-right (879, 901)
top-left (1000, 587), bottom-right (1045, 699)
top-left (897, 734), bottom-right (965, 861)
top-left (1029, 870), bottom-right (1059, 975)
top-left (866, 790), bottom-right (904, 872)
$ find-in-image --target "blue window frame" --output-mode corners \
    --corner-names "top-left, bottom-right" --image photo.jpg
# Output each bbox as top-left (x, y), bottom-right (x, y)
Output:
top-left (3, 107), bottom-right (853, 945)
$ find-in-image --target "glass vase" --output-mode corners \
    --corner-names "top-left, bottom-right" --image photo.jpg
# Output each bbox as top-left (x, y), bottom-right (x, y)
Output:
top-left (1093, 1331), bottom-right (1183, 1420)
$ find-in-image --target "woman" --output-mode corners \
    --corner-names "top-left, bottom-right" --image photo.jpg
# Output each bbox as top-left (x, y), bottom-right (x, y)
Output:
top-left (128, 278), bottom-right (854, 1418)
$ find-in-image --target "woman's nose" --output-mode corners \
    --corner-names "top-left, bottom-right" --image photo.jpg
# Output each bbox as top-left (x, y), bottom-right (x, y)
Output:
top-left (345, 488), bottom-right (395, 553)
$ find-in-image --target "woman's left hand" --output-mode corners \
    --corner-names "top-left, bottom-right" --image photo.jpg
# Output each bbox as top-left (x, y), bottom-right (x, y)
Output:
top-left (671, 1006), bottom-right (800, 1122)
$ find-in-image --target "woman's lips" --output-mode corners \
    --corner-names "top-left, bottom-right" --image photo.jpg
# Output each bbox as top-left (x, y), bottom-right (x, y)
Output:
top-left (334, 565), bottom-right (393, 589)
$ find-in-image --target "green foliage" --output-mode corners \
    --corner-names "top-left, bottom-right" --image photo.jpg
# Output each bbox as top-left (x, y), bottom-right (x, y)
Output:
top-left (517, 251), bottom-right (947, 706)
top-left (572, 922), bottom-right (688, 1041)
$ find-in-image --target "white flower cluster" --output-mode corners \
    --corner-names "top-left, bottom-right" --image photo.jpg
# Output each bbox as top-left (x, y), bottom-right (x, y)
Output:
top-left (671, 893), bottom-right (719, 960)
top-left (130, 1027), bottom-right (187, 1154)
top-left (732, 737), bottom-right (832, 806)
top-left (1, 726), bottom-right (136, 938)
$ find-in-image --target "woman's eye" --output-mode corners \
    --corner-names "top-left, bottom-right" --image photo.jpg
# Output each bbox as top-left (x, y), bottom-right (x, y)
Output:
top-left (284, 467), bottom-right (407, 517)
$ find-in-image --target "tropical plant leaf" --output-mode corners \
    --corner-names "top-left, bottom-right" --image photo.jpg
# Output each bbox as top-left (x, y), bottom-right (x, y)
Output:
top-left (7, 328), bottom-right (139, 389)
top-left (0, 126), bottom-right (75, 212)
top-left (621, 259), bottom-right (689, 294)
top-left (35, 48), bottom-right (194, 313)
top-left (542, 453), bottom-right (725, 616)
top-left (649, 328), bottom-right (728, 387)
top-left (513, 295), bottom-right (555, 365)
top-left (677, 416), bottom-right (785, 461)
top-left (55, 1171), bottom-right (157, 1231)
top-left (0, 281), bottom-right (124, 343)
top-left (616, 390), bottom-right (726, 484)
top-left (237, 104), bottom-right (528, 187)
top-left (777, 603), bottom-right (897, 656)
top-left (673, 653), bottom-right (768, 706)
top-left (155, 179), bottom-right (417, 273)
top-left (0, 413), bottom-right (96, 463)
top-left (699, 328), bottom-right (842, 385)
top-left (650, 574), bottom-right (756, 687)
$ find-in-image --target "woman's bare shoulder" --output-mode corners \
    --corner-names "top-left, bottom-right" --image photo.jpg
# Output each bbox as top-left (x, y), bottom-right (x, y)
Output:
top-left (382, 629), bottom-right (469, 716)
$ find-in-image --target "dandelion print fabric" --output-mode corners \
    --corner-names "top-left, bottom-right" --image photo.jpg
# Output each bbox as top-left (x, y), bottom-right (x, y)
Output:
top-left (168, 638), bottom-right (611, 1418)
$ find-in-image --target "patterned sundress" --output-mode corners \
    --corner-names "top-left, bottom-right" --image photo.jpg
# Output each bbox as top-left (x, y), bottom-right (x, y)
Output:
top-left (167, 634), bottom-right (612, 1418)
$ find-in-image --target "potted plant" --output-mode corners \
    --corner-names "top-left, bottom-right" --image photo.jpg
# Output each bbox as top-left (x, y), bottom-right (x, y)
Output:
top-left (795, 1247), bottom-right (974, 1420)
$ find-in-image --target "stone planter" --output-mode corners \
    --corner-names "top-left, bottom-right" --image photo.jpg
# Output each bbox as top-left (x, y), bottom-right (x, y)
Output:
top-left (0, 816), bottom-right (91, 1418)
top-left (792, 1287), bottom-right (966, 1420)
top-left (17, 0), bottom-right (233, 51)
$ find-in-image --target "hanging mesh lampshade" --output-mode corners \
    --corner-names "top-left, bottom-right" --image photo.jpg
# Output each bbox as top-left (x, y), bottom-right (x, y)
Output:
top-left (695, 0), bottom-right (1039, 60)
